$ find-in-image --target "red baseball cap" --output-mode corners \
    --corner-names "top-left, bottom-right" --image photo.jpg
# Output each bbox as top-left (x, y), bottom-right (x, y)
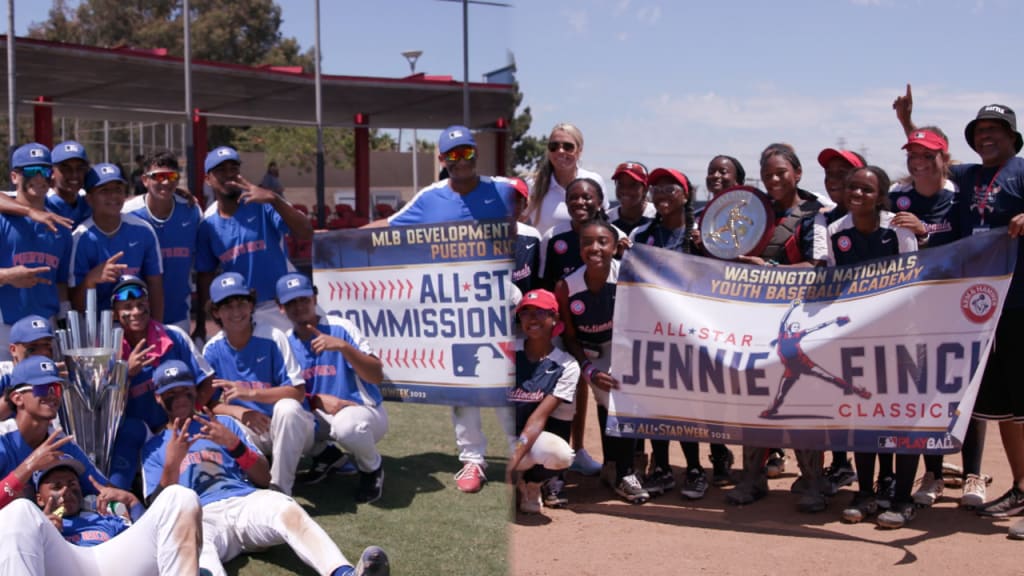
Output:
top-left (509, 177), bottom-right (530, 199)
top-left (648, 168), bottom-right (690, 194)
top-left (817, 148), bottom-right (865, 169)
top-left (612, 161), bottom-right (648, 186)
top-left (516, 289), bottom-right (563, 337)
top-left (902, 129), bottom-right (948, 152)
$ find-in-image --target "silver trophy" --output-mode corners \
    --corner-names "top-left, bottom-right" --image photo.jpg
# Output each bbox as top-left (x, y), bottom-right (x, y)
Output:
top-left (54, 288), bottom-right (128, 475)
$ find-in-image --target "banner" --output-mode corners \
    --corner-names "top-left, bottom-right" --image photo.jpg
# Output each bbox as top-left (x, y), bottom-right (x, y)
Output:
top-left (607, 230), bottom-right (1017, 453)
top-left (312, 220), bottom-right (515, 406)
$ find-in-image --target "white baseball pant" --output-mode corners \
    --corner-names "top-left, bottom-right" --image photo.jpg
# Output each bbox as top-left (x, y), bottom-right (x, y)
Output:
top-left (452, 406), bottom-right (513, 466)
top-left (200, 489), bottom-right (349, 576)
top-left (0, 484), bottom-right (202, 576)
top-left (315, 403), bottom-right (388, 472)
top-left (513, 432), bottom-right (575, 472)
top-left (236, 397), bottom-right (315, 495)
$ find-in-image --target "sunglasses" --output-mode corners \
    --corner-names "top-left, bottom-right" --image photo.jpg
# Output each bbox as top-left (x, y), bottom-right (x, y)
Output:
top-left (21, 166), bottom-right (53, 179)
top-left (442, 147), bottom-right (476, 163)
top-left (145, 171), bottom-right (180, 184)
top-left (548, 141), bottom-right (577, 153)
top-left (112, 285), bottom-right (147, 302)
top-left (13, 382), bottom-right (62, 399)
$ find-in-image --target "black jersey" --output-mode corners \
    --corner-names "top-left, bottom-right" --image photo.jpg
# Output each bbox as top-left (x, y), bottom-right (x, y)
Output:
top-left (826, 211), bottom-right (917, 266)
top-left (513, 223), bottom-right (541, 295)
top-left (889, 181), bottom-right (959, 247)
top-left (564, 259), bottom-right (619, 349)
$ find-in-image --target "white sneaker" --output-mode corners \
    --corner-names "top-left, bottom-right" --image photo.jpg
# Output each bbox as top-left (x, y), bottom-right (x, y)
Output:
top-left (518, 481), bottom-right (542, 514)
top-left (962, 473), bottom-right (987, 508)
top-left (913, 471), bottom-right (944, 506)
top-left (569, 448), bottom-right (602, 476)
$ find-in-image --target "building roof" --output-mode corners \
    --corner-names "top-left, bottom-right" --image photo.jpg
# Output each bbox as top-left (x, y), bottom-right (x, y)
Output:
top-left (1, 35), bottom-right (516, 130)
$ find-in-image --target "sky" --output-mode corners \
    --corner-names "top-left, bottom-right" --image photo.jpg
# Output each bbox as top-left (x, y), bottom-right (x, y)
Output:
top-left (5, 0), bottom-right (1024, 200)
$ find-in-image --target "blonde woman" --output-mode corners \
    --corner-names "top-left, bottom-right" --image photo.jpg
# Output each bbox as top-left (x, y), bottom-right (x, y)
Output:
top-left (527, 123), bottom-right (607, 236)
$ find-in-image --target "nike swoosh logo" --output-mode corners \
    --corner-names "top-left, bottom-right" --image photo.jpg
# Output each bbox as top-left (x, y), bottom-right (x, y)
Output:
top-left (128, 241), bottom-right (139, 247)
top-left (246, 216), bottom-right (257, 223)
top-left (881, 237), bottom-right (893, 244)
top-left (484, 198), bottom-right (497, 204)
top-left (544, 368), bottom-right (559, 374)
top-left (181, 221), bottom-right (191, 227)
top-left (256, 356), bottom-right (267, 363)
top-left (524, 243), bottom-right (537, 250)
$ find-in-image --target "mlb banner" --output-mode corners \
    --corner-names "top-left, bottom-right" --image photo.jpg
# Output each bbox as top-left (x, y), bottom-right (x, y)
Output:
top-left (607, 230), bottom-right (1017, 454)
top-left (312, 220), bottom-right (514, 406)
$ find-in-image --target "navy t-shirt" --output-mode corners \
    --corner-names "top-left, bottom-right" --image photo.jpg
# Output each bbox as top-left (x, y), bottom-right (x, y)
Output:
top-left (888, 181), bottom-right (959, 247)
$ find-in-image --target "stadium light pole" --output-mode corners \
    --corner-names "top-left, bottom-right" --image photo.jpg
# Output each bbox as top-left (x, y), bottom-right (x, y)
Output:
top-left (183, 0), bottom-right (195, 200)
top-left (402, 50), bottom-right (422, 195)
top-left (437, 0), bottom-right (512, 127)
top-left (314, 0), bottom-right (325, 229)
top-left (7, 0), bottom-right (16, 148)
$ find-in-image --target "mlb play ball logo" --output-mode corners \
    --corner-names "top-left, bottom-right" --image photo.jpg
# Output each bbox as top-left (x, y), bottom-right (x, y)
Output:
top-left (286, 278), bottom-right (302, 288)
top-left (163, 366), bottom-right (179, 378)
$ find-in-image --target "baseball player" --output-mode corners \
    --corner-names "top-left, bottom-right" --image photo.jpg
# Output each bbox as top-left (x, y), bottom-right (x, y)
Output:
top-left (276, 273), bottom-right (388, 503)
top-left (0, 143), bottom-right (73, 359)
top-left (203, 271), bottom-right (314, 495)
top-left (47, 140), bottom-right (93, 227)
top-left (0, 315), bottom-right (58, 429)
top-left (141, 359), bottom-right (390, 576)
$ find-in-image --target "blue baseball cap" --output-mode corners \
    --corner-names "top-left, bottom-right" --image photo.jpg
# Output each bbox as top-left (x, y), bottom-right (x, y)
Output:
top-left (51, 140), bottom-right (89, 165)
top-left (9, 315), bottom-right (53, 344)
top-left (153, 359), bottom-right (196, 395)
top-left (210, 272), bottom-right (250, 304)
top-left (438, 125), bottom-right (475, 154)
top-left (205, 146), bottom-right (241, 173)
top-left (275, 273), bottom-right (315, 304)
top-left (11, 355), bottom-right (62, 388)
top-left (11, 143), bottom-right (52, 169)
top-left (85, 163), bottom-right (127, 192)
top-left (32, 454), bottom-right (86, 490)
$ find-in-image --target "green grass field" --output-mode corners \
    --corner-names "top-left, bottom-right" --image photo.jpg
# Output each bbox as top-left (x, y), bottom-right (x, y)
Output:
top-left (227, 402), bottom-right (511, 575)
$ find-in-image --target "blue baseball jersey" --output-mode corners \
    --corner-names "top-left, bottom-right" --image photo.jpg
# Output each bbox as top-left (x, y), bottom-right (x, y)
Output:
top-left (141, 416), bottom-right (261, 506)
top-left (512, 223), bottom-right (541, 295)
top-left (951, 158), bottom-right (1024, 307)
top-left (61, 511), bottom-right (129, 547)
top-left (196, 201), bottom-right (296, 304)
top-left (203, 322), bottom-right (305, 416)
top-left (0, 431), bottom-right (106, 495)
top-left (125, 324), bottom-right (214, 432)
top-left (564, 259), bottom-right (619, 348)
top-left (888, 180), bottom-right (959, 248)
top-left (287, 315), bottom-right (382, 407)
top-left (45, 188), bottom-right (92, 227)
top-left (388, 176), bottom-right (513, 226)
top-left (0, 213), bottom-right (72, 325)
top-left (124, 195), bottom-right (202, 326)
top-left (69, 214), bottom-right (163, 311)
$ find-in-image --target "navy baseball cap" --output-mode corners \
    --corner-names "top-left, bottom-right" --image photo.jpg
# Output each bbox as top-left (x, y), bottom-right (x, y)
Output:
top-left (438, 126), bottom-right (475, 154)
top-left (85, 163), bottom-right (127, 192)
top-left (11, 143), bottom-right (51, 169)
top-left (276, 273), bottom-right (315, 304)
top-left (205, 146), bottom-right (241, 173)
top-left (111, 275), bottom-right (149, 304)
top-left (51, 140), bottom-right (89, 165)
top-left (153, 360), bottom-right (196, 395)
top-left (32, 454), bottom-right (86, 490)
top-left (210, 272), bottom-right (250, 304)
top-left (11, 356), bottom-right (62, 388)
top-left (9, 315), bottom-right (53, 344)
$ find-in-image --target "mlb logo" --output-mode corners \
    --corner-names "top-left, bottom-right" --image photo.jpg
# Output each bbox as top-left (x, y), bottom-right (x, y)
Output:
top-left (622, 423), bottom-right (635, 434)
top-left (526, 292), bottom-right (539, 300)
top-left (39, 360), bottom-right (55, 372)
top-left (448, 130), bottom-right (464, 139)
top-left (221, 277), bottom-right (236, 287)
top-left (286, 278), bottom-right (302, 289)
top-left (29, 149), bottom-right (44, 158)
top-left (164, 366), bottom-right (179, 377)
top-left (30, 319), bottom-right (47, 329)
top-left (913, 132), bottom-right (925, 140)
top-left (451, 343), bottom-right (503, 378)
top-left (100, 166), bottom-right (115, 175)
top-left (217, 148), bottom-right (232, 157)
top-left (64, 144), bottom-right (80, 152)
top-left (877, 436), bottom-right (896, 449)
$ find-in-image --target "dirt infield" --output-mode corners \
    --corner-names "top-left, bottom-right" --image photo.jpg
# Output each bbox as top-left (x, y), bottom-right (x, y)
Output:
top-left (510, 398), bottom-right (1021, 576)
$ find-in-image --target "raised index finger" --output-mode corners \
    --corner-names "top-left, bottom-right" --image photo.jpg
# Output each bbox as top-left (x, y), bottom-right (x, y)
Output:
top-left (107, 251), bottom-right (125, 264)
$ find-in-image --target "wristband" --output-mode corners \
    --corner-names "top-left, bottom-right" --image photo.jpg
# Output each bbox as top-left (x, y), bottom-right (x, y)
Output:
top-left (0, 472), bottom-right (26, 508)
top-left (227, 439), bottom-right (247, 459)
top-left (236, 447), bottom-right (259, 471)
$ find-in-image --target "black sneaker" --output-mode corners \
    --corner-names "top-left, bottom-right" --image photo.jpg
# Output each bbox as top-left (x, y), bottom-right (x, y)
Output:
top-left (842, 492), bottom-right (877, 523)
top-left (614, 473), bottom-right (650, 504)
top-left (875, 475), bottom-right (896, 510)
top-left (642, 467), bottom-right (676, 497)
top-left (541, 477), bottom-right (569, 508)
top-left (824, 461), bottom-right (856, 494)
top-left (710, 449), bottom-right (735, 487)
top-left (680, 468), bottom-right (709, 500)
top-left (976, 486), bottom-right (1024, 518)
top-left (877, 501), bottom-right (916, 529)
top-left (300, 445), bottom-right (348, 485)
top-left (355, 466), bottom-right (384, 504)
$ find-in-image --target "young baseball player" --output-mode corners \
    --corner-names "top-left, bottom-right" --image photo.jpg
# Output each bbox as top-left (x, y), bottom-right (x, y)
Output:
top-left (47, 140), bottom-right (92, 227)
top-left (0, 315), bottom-right (58, 430)
top-left (141, 359), bottom-right (390, 576)
top-left (276, 273), bottom-right (388, 503)
top-left (203, 271), bottom-right (313, 495)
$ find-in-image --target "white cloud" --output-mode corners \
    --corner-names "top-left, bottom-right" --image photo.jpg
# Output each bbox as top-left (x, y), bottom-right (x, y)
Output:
top-left (614, 0), bottom-right (632, 14)
top-left (563, 9), bottom-right (589, 34)
top-left (636, 4), bottom-right (661, 25)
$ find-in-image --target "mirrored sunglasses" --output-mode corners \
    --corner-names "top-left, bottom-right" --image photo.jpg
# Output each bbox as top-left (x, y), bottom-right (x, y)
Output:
top-left (112, 285), bottom-right (147, 302)
top-left (442, 147), bottom-right (476, 163)
top-left (21, 166), bottom-right (53, 179)
top-left (13, 382), bottom-right (62, 399)
top-left (145, 171), bottom-right (180, 184)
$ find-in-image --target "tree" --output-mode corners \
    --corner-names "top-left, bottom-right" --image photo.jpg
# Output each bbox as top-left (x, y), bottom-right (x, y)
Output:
top-left (235, 126), bottom-right (395, 174)
top-left (509, 82), bottom-right (546, 177)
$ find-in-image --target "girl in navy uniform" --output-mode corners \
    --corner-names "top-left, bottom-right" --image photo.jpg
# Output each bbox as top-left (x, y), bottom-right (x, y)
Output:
top-left (629, 168), bottom-right (734, 498)
top-left (827, 166), bottom-right (919, 527)
top-left (556, 219), bottom-right (648, 503)
top-left (539, 178), bottom-right (623, 291)
top-left (607, 162), bottom-right (655, 236)
top-left (509, 289), bottom-right (579, 515)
